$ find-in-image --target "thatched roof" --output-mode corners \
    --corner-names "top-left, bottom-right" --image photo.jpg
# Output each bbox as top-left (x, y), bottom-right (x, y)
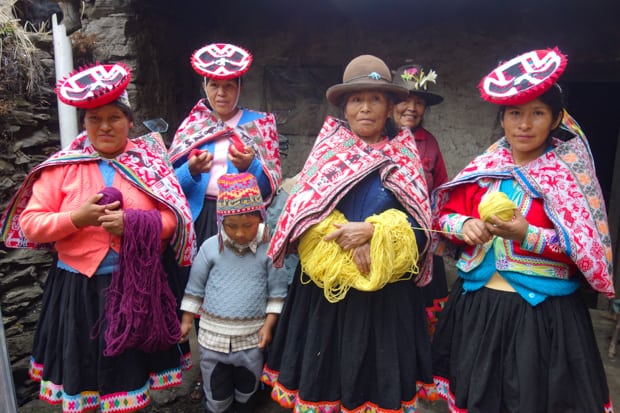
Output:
top-left (0, 8), bottom-right (46, 116)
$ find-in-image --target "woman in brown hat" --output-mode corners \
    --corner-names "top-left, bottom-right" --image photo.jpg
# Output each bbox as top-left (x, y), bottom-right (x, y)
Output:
top-left (262, 55), bottom-right (435, 411)
top-left (392, 64), bottom-right (449, 337)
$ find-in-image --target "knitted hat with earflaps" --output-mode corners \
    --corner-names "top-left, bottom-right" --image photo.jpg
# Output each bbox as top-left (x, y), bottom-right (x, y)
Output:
top-left (217, 172), bottom-right (265, 218)
top-left (216, 172), bottom-right (267, 251)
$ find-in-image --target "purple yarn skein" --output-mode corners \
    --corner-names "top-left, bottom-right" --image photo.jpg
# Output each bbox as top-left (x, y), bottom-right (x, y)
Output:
top-left (97, 187), bottom-right (124, 208)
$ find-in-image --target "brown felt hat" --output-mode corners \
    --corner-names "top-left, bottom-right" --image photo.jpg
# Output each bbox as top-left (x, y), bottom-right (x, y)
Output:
top-left (326, 55), bottom-right (409, 106)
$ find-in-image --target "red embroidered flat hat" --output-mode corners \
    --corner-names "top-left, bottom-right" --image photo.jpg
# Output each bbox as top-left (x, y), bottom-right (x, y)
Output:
top-left (191, 43), bottom-right (253, 79)
top-left (478, 48), bottom-right (567, 105)
top-left (56, 63), bottom-right (132, 109)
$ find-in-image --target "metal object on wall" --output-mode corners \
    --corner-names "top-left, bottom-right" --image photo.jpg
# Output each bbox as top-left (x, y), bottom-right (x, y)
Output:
top-left (143, 118), bottom-right (169, 133)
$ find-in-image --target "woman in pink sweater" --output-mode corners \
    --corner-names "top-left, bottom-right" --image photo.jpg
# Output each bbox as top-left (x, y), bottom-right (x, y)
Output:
top-left (1, 63), bottom-right (195, 413)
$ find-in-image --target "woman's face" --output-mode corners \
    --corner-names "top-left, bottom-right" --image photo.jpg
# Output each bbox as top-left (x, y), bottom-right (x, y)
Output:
top-left (344, 91), bottom-right (392, 144)
top-left (222, 213), bottom-right (261, 245)
top-left (392, 94), bottom-right (427, 130)
top-left (501, 98), bottom-right (562, 165)
top-left (83, 104), bottom-right (132, 158)
top-left (204, 78), bottom-right (240, 121)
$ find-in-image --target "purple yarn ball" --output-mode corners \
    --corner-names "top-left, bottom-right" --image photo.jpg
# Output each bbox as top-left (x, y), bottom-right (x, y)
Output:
top-left (97, 187), bottom-right (124, 208)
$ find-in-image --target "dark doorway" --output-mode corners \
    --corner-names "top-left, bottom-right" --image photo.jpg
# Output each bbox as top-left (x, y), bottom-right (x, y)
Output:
top-left (564, 82), bottom-right (620, 206)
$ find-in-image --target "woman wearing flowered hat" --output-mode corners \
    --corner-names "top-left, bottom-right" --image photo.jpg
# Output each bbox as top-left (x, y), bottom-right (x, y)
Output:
top-left (0, 63), bottom-right (196, 412)
top-left (168, 43), bottom-right (281, 247)
top-left (392, 63), bottom-right (449, 337)
top-left (262, 54), bottom-right (435, 411)
top-left (431, 48), bottom-right (615, 412)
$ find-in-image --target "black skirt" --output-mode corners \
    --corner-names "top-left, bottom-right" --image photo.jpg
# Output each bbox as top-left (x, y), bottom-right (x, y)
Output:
top-left (29, 266), bottom-right (185, 413)
top-left (262, 265), bottom-right (434, 411)
top-left (194, 198), bottom-right (218, 246)
top-left (432, 279), bottom-right (613, 413)
top-left (421, 255), bottom-right (449, 337)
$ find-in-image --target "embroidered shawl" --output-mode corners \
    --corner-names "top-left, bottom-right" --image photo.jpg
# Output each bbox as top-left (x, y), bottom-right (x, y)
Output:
top-left (433, 112), bottom-right (614, 297)
top-left (269, 116), bottom-right (433, 286)
top-left (168, 99), bottom-right (281, 202)
top-left (1, 132), bottom-right (196, 266)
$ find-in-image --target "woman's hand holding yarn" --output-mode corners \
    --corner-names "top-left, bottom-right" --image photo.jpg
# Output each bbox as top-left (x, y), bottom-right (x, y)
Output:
top-left (324, 221), bottom-right (374, 251)
top-left (485, 209), bottom-right (529, 243)
top-left (228, 144), bottom-right (255, 171)
top-left (477, 192), bottom-right (529, 242)
top-left (461, 218), bottom-right (493, 245)
top-left (352, 243), bottom-right (371, 274)
top-left (70, 193), bottom-right (117, 228)
top-left (188, 149), bottom-right (213, 175)
top-left (99, 209), bottom-right (124, 237)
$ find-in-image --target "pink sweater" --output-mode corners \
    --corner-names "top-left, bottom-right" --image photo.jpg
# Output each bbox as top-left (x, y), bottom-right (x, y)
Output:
top-left (19, 156), bottom-right (176, 277)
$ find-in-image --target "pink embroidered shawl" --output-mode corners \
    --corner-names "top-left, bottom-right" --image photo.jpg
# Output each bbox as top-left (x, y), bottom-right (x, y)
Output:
top-left (168, 99), bottom-right (281, 202)
top-left (269, 116), bottom-right (433, 286)
top-left (1, 132), bottom-right (196, 266)
top-left (433, 112), bottom-right (614, 297)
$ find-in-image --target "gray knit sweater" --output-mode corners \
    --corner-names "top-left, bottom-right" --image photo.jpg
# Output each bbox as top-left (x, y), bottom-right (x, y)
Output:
top-left (180, 232), bottom-right (288, 336)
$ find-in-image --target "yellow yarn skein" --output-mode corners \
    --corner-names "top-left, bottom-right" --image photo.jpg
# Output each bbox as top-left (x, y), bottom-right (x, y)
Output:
top-left (478, 191), bottom-right (517, 222)
top-left (298, 209), bottom-right (419, 303)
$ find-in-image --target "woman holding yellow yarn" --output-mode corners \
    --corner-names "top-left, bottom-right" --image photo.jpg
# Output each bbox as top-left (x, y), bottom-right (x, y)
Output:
top-left (432, 48), bottom-right (615, 412)
top-left (262, 55), bottom-right (435, 411)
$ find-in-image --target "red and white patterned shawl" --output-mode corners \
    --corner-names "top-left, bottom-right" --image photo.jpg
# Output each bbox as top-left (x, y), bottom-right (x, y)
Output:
top-left (433, 112), bottom-right (614, 297)
top-left (1, 132), bottom-right (196, 266)
top-left (269, 116), bottom-right (433, 286)
top-left (168, 99), bottom-right (281, 202)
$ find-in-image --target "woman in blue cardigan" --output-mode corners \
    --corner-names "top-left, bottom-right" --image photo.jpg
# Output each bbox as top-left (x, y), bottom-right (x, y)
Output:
top-left (167, 42), bottom-right (281, 402)
top-left (168, 42), bottom-right (281, 246)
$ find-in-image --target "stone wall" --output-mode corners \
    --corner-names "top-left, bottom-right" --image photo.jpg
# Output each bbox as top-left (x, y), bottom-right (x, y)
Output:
top-left (0, 11), bottom-right (60, 400)
top-left (1, 0), bottom-right (619, 405)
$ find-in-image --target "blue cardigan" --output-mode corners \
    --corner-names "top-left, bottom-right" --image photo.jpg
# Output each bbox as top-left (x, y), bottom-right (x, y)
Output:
top-left (174, 110), bottom-right (272, 221)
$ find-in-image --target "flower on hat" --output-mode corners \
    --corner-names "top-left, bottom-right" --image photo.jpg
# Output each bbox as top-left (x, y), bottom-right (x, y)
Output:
top-left (401, 67), bottom-right (438, 91)
top-left (401, 67), bottom-right (419, 81)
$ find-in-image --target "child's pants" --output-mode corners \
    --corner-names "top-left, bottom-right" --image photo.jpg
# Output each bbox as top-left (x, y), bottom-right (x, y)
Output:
top-left (199, 345), bottom-right (263, 413)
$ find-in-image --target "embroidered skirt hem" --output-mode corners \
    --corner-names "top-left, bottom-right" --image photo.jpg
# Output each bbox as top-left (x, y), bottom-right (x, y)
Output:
top-left (29, 266), bottom-right (187, 413)
top-left (262, 266), bottom-right (434, 411)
